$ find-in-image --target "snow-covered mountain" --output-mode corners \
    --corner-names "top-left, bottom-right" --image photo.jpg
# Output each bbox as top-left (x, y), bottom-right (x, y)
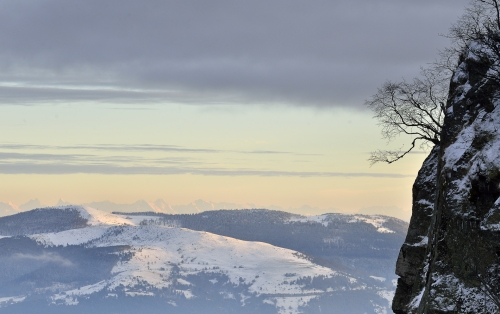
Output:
top-left (0, 197), bottom-right (344, 216)
top-left (1, 199), bottom-right (251, 216)
top-left (84, 199), bottom-right (246, 214)
top-left (0, 198), bottom-right (46, 217)
top-left (126, 209), bottom-right (408, 280)
top-left (1, 198), bottom-right (409, 221)
top-left (18, 199), bottom-right (44, 211)
top-left (0, 206), bottom-right (406, 313)
top-left (0, 202), bottom-right (18, 217)
top-left (83, 199), bottom-right (174, 214)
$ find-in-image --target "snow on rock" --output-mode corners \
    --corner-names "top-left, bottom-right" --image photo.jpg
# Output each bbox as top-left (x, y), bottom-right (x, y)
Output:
top-left (409, 236), bottom-right (428, 247)
top-left (395, 42), bottom-right (500, 312)
top-left (409, 288), bottom-right (425, 310)
top-left (428, 274), bottom-right (499, 313)
top-left (442, 119), bottom-right (477, 170)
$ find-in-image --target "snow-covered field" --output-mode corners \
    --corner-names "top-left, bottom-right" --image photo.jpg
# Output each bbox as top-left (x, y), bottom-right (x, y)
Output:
top-left (287, 213), bottom-right (396, 233)
top-left (21, 206), bottom-right (391, 314)
top-left (0, 206), bottom-right (400, 313)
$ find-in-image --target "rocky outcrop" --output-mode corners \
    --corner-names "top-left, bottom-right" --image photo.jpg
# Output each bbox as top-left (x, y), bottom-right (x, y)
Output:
top-left (393, 44), bottom-right (500, 313)
top-left (392, 146), bottom-right (439, 313)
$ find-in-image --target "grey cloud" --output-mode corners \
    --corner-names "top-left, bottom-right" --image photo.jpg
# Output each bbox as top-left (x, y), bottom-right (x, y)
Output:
top-left (0, 143), bottom-right (310, 156)
top-left (0, 145), bottom-right (334, 175)
top-left (0, 85), bottom-right (172, 105)
top-left (0, 143), bottom-right (220, 153)
top-left (0, 144), bottom-right (325, 172)
top-left (248, 150), bottom-right (291, 155)
top-left (0, 151), bottom-right (210, 167)
top-left (13, 253), bottom-right (74, 267)
top-left (0, 162), bottom-right (412, 178)
top-left (0, 151), bottom-right (93, 161)
top-left (0, 144), bottom-right (426, 174)
top-left (0, 0), bottom-right (469, 107)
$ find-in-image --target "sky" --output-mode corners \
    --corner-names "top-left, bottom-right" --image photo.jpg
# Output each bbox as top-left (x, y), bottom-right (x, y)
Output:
top-left (0, 0), bottom-right (470, 218)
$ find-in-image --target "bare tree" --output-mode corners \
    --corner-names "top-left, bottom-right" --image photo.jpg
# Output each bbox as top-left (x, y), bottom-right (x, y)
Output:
top-left (367, 0), bottom-right (500, 166)
top-left (365, 68), bottom-right (447, 165)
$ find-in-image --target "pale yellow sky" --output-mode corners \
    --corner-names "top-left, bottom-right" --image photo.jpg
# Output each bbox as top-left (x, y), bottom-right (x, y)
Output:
top-left (0, 0), bottom-right (468, 221)
top-left (0, 103), bottom-right (428, 216)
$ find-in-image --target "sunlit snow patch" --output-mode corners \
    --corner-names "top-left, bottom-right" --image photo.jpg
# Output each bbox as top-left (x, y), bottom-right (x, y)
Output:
top-left (348, 215), bottom-right (395, 233)
top-left (0, 296), bottom-right (26, 308)
top-left (286, 213), bottom-right (395, 233)
top-left (370, 276), bottom-right (386, 282)
top-left (76, 206), bottom-right (135, 226)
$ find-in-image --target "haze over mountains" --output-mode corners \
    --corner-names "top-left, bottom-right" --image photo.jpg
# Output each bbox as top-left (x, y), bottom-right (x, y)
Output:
top-left (0, 199), bottom-right (411, 221)
top-left (0, 205), bottom-right (408, 313)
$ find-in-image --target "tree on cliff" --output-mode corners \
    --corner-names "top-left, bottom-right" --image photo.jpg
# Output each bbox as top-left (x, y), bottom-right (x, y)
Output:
top-left (366, 0), bottom-right (500, 166)
top-left (365, 68), bottom-right (447, 165)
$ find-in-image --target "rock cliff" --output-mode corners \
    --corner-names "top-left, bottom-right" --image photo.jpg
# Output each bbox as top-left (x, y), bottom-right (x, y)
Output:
top-left (393, 42), bottom-right (500, 313)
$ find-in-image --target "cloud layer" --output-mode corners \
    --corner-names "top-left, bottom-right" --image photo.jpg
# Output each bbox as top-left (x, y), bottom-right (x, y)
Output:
top-left (0, 0), bottom-right (468, 107)
top-left (0, 143), bottom-right (412, 177)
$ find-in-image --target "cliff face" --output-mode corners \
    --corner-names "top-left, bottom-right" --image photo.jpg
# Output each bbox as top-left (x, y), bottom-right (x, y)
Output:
top-left (393, 44), bottom-right (500, 313)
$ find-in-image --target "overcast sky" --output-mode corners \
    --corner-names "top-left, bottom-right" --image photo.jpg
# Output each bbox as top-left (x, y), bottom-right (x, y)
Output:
top-left (0, 0), bottom-right (468, 107)
top-left (0, 0), bottom-right (470, 217)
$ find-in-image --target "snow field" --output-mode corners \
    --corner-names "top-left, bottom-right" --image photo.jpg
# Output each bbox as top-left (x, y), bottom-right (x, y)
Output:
top-left (22, 206), bottom-right (391, 313)
top-left (30, 226), bottom-right (110, 247)
top-left (77, 206), bottom-right (135, 226)
top-left (0, 296), bottom-right (26, 308)
top-left (288, 213), bottom-right (396, 233)
top-left (88, 225), bottom-right (339, 296)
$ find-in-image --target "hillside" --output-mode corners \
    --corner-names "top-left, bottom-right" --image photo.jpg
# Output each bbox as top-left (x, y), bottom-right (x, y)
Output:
top-left (0, 206), bottom-right (406, 313)
top-left (119, 209), bottom-right (408, 281)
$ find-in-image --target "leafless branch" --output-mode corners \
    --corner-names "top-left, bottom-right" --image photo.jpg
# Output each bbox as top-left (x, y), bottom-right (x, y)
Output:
top-left (368, 138), bottom-right (421, 166)
top-left (368, 0), bottom-right (500, 166)
top-left (365, 68), bottom-right (446, 165)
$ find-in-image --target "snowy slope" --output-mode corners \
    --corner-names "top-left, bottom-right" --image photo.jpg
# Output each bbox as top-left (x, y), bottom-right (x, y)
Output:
top-left (76, 206), bottom-right (135, 226)
top-left (1, 206), bottom-right (396, 313)
top-left (287, 213), bottom-right (397, 233)
top-left (46, 225), bottom-right (344, 308)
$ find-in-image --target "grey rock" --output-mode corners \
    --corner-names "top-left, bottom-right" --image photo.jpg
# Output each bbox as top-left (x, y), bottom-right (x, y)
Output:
top-left (393, 42), bottom-right (500, 313)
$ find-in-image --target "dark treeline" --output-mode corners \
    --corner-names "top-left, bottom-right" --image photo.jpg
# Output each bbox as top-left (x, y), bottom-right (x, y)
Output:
top-left (0, 207), bottom-right (87, 236)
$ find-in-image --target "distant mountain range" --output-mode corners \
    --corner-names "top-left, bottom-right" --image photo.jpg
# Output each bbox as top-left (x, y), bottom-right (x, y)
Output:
top-left (0, 206), bottom-right (408, 313)
top-left (0, 199), bottom-right (411, 220)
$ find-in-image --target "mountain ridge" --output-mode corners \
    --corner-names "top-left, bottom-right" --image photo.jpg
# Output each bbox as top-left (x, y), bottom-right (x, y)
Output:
top-left (0, 199), bottom-right (411, 220)
top-left (0, 205), bottom-right (406, 313)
